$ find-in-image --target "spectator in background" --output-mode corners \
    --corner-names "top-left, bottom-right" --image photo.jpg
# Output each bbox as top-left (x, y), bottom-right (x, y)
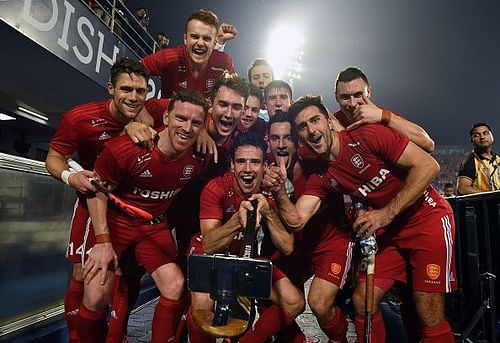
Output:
top-left (457, 122), bottom-right (500, 194)
top-left (135, 7), bottom-right (150, 30)
top-left (156, 31), bottom-right (170, 50)
top-left (443, 182), bottom-right (456, 197)
top-left (141, 9), bottom-right (235, 99)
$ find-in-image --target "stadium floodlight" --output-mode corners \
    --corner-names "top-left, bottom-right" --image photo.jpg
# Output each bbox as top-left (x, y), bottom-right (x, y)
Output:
top-left (265, 23), bottom-right (305, 84)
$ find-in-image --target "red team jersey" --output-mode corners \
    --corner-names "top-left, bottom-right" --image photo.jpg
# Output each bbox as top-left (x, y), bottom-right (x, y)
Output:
top-left (192, 172), bottom-right (287, 283)
top-left (304, 124), bottom-right (450, 225)
top-left (142, 45), bottom-right (235, 99)
top-left (49, 99), bottom-right (164, 262)
top-left (94, 134), bottom-right (212, 225)
top-left (304, 124), bottom-right (455, 292)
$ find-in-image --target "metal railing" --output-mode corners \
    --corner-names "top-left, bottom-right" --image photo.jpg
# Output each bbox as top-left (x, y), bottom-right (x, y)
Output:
top-left (82, 0), bottom-right (160, 58)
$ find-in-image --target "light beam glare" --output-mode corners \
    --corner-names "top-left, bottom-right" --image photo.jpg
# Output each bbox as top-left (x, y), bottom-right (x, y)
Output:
top-left (265, 24), bottom-right (305, 82)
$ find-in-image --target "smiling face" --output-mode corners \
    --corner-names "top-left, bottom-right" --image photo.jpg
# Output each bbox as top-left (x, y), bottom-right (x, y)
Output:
top-left (184, 19), bottom-right (217, 70)
top-left (231, 145), bottom-right (265, 195)
top-left (294, 105), bottom-right (332, 157)
top-left (240, 95), bottom-right (261, 130)
top-left (108, 72), bottom-right (148, 124)
top-left (164, 100), bottom-right (206, 157)
top-left (335, 77), bottom-right (370, 124)
top-left (211, 85), bottom-right (245, 140)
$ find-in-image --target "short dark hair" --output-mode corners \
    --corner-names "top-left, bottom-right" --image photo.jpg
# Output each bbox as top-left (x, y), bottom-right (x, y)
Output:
top-left (110, 58), bottom-right (150, 86)
top-left (444, 182), bottom-right (454, 189)
top-left (248, 84), bottom-right (264, 107)
top-left (288, 95), bottom-right (330, 123)
top-left (168, 89), bottom-right (210, 117)
top-left (268, 111), bottom-right (298, 146)
top-left (264, 80), bottom-right (292, 100)
top-left (469, 122), bottom-right (492, 137)
top-left (211, 73), bottom-right (250, 103)
top-left (247, 58), bottom-right (274, 81)
top-left (231, 132), bottom-right (267, 162)
top-left (185, 9), bottom-right (219, 33)
top-left (335, 67), bottom-right (370, 94)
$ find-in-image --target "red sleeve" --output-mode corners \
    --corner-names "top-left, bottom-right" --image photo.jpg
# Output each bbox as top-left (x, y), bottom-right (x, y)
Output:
top-left (224, 54), bottom-right (235, 73)
top-left (94, 137), bottom-right (131, 186)
top-left (368, 125), bottom-right (409, 164)
top-left (49, 111), bottom-right (81, 156)
top-left (199, 178), bottom-right (225, 220)
top-left (145, 98), bottom-right (170, 129)
top-left (141, 47), bottom-right (178, 76)
top-left (302, 173), bottom-right (328, 202)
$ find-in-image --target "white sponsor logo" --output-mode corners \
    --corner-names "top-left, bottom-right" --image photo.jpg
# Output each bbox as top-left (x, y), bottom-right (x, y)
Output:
top-left (132, 186), bottom-right (181, 200)
top-left (423, 189), bottom-right (437, 207)
top-left (211, 67), bottom-right (226, 72)
top-left (347, 141), bottom-right (361, 147)
top-left (98, 132), bottom-right (111, 140)
top-left (91, 119), bottom-right (107, 126)
top-left (358, 168), bottom-right (390, 196)
top-left (351, 153), bottom-right (365, 169)
top-left (137, 154), bottom-right (151, 164)
top-left (139, 169), bottom-right (153, 178)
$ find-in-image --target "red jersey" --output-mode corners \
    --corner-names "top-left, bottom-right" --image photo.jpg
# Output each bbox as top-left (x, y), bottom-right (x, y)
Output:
top-left (50, 100), bottom-right (125, 170)
top-left (94, 133), bottom-right (212, 225)
top-left (200, 172), bottom-right (279, 260)
top-left (145, 98), bottom-right (170, 129)
top-left (304, 124), bottom-right (450, 226)
top-left (142, 45), bottom-right (235, 99)
top-left (50, 99), bottom-right (167, 170)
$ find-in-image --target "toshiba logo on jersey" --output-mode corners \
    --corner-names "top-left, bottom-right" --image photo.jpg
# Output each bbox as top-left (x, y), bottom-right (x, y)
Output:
top-left (132, 187), bottom-right (181, 199)
top-left (358, 168), bottom-right (390, 196)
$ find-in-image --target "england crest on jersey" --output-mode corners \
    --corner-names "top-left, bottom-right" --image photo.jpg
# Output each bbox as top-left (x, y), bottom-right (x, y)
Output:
top-left (351, 154), bottom-right (365, 169)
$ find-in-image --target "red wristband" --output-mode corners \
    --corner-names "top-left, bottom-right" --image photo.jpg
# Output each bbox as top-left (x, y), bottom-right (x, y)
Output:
top-left (381, 110), bottom-right (392, 126)
top-left (95, 233), bottom-right (111, 244)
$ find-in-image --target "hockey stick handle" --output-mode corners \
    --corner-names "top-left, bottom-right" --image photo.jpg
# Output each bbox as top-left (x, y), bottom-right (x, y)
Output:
top-left (67, 158), bottom-right (155, 222)
top-left (364, 253), bottom-right (375, 343)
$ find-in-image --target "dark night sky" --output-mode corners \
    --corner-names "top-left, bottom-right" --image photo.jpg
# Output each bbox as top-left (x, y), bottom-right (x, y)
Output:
top-left (130, 0), bottom-right (500, 146)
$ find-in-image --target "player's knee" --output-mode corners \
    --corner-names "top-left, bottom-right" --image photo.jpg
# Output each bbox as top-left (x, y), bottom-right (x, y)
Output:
top-left (190, 292), bottom-right (212, 310)
top-left (351, 286), bottom-right (366, 316)
top-left (83, 286), bottom-right (110, 311)
top-left (414, 292), bottom-right (445, 326)
top-left (283, 293), bottom-right (305, 318)
top-left (308, 292), bottom-right (332, 319)
top-left (160, 272), bottom-right (185, 300)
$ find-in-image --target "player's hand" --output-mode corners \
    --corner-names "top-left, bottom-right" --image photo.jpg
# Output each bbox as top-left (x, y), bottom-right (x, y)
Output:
top-left (124, 122), bottom-right (157, 150)
top-left (346, 94), bottom-right (383, 130)
top-left (353, 208), bottom-right (393, 238)
top-left (195, 128), bottom-right (218, 163)
top-left (68, 170), bottom-right (97, 193)
top-left (82, 242), bottom-right (118, 285)
top-left (262, 164), bottom-right (286, 193)
top-left (217, 23), bottom-right (238, 44)
top-left (238, 194), bottom-right (269, 228)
